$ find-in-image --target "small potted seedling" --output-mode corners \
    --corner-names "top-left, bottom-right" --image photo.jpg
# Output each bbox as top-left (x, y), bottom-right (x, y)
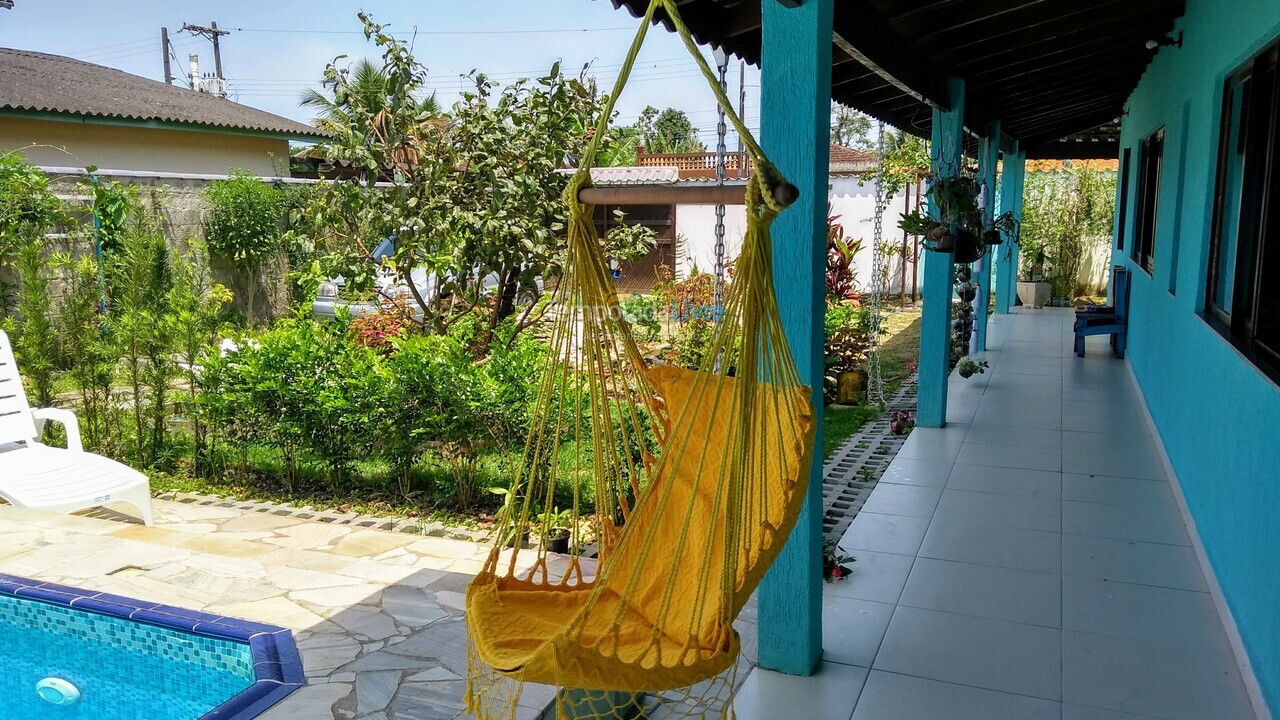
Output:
top-left (890, 410), bottom-right (915, 435)
top-left (487, 487), bottom-right (528, 549)
top-left (957, 358), bottom-right (990, 379)
top-left (545, 508), bottom-right (573, 554)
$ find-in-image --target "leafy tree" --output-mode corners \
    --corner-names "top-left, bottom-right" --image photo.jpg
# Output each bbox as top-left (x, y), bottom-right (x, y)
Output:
top-left (1020, 161), bottom-right (1116, 299)
top-left (296, 13), bottom-right (653, 352)
top-left (205, 171), bottom-right (286, 325)
top-left (633, 105), bottom-right (705, 153)
top-left (831, 103), bottom-right (872, 150)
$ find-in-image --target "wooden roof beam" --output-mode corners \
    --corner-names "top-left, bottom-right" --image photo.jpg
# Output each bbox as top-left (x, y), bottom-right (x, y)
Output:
top-left (831, 0), bottom-right (948, 109)
top-left (941, 10), bottom-right (1179, 67)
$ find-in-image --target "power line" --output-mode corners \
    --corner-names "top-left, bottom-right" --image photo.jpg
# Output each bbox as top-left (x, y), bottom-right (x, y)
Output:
top-left (231, 25), bottom-right (639, 36)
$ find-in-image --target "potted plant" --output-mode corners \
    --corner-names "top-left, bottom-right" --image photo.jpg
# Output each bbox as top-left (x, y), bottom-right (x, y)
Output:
top-left (956, 358), bottom-right (990, 379)
top-left (898, 175), bottom-right (997, 265)
top-left (544, 507), bottom-right (573, 554)
top-left (1016, 242), bottom-right (1052, 308)
top-left (824, 303), bottom-right (871, 405)
top-left (890, 410), bottom-right (915, 435)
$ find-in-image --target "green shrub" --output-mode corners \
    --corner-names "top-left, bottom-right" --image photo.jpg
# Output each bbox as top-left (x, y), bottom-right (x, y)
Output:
top-left (56, 254), bottom-right (118, 453)
top-left (204, 317), bottom-right (380, 489)
top-left (14, 238), bottom-right (58, 409)
top-left (205, 171), bottom-right (286, 325)
top-left (621, 294), bottom-right (662, 341)
top-left (379, 333), bottom-right (482, 497)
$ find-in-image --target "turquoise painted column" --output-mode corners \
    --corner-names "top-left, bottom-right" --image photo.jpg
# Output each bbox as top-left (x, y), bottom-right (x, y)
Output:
top-left (993, 141), bottom-right (1021, 313)
top-left (995, 150), bottom-right (1026, 312)
top-left (756, 0), bottom-right (832, 676)
top-left (974, 121), bottom-right (1000, 351)
top-left (916, 77), bottom-right (965, 428)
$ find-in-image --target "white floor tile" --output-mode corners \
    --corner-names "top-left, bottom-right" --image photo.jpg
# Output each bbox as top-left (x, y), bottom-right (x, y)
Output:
top-left (934, 489), bottom-right (1060, 533)
top-left (853, 671), bottom-right (1059, 720)
top-left (874, 606), bottom-right (1062, 700)
top-left (964, 423), bottom-right (1062, 450)
top-left (946, 464), bottom-right (1061, 499)
top-left (899, 557), bottom-right (1060, 627)
top-left (839, 512), bottom-right (930, 556)
top-left (732, 662), bottom-right (868, 720)
top-left (1062, 501), bottom-right (1190, 545)
top-left (1061, 533), bottom-right (1207, 591)
top-left (859, 484), bottom-right (942, 519)
top-left (1062, 575), bottom-right (1226, 651)
top-left (824, 549), bottom-right (914, 605)
top-left (1061, 473), bottom-right (1174, 508)
top-left (919, 516), bottom-right (1060, 573)
top-left (821, 595), bottom-right (895, 668)
top-left (879, 458), bottom-right (953, 488)
top-left (956, 442), bottom-right (1061, 472)
top-left (1062, 630), bottom-right (1254, 720)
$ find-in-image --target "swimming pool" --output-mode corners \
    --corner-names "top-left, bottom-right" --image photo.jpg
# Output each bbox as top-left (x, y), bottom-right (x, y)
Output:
top-left (0, 573), bottom-right (303, 720)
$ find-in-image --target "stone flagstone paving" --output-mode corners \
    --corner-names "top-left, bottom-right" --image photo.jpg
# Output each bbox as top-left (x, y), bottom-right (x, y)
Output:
top-left (0, 500), bottom-right (557, 719)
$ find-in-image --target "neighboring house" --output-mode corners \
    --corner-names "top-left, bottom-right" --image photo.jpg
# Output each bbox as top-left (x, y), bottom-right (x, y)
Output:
top-left (0, 48), bottom-right (325, 175)
top-left (600, 146), bottom-right (924, 295)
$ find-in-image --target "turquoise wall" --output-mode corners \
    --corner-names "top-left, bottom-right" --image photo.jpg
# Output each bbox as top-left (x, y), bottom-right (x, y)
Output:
top-left (1115, 1), bottom-right (1280, 711)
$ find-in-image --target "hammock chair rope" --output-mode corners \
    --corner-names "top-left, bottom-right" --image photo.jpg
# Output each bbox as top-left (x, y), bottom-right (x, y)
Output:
top-left (465, 1), bottom-right (815, 718)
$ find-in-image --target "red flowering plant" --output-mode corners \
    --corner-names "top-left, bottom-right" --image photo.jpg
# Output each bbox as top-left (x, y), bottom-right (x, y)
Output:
top-left (823, 538), bottom-right (856, 582)
top-left (826, 207), bottom-right (864, 303)
top-left (890, 410), bottom-right (915, 435)
top-left (349, 297), bottom-right (412, 354)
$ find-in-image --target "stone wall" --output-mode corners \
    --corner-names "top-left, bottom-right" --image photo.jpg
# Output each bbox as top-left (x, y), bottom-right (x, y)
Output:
top-left (32, 170), bottom-right (296, 323)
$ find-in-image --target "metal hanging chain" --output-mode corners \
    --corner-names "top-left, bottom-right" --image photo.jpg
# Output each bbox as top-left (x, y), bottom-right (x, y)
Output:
top-left (712, 50), bottom-right (729, 318)
top-left (866, 121), bottom-right (887, 407)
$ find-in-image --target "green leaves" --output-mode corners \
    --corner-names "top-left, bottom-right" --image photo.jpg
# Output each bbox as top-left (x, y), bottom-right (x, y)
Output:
top-left (205, 171), bottom-right (287, 266)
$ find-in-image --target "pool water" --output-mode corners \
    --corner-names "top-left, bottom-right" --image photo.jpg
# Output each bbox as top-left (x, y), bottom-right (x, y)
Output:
top-left (0, 593), bottom-right (255, 720)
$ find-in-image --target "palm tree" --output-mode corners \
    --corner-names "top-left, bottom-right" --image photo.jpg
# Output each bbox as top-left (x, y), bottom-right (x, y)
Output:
top-left (297, 58), bottom-right (444, 172)
top-left (300, 58), bottom-right (442, 131)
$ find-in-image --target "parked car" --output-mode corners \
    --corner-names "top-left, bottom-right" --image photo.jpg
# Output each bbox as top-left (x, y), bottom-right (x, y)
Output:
top-left (311, 236), bottom-right (544, 321)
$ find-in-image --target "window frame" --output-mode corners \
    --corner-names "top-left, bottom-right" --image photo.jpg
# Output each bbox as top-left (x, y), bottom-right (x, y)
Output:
top-left (1116, 146), bottom-right (1132, 253)
top-left (1132, 127), bottom-right (1165, 275)
top-left (1204, 39), bottom-right (1280, 384)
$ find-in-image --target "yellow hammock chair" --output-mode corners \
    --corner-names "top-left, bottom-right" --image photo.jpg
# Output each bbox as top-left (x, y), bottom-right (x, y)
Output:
top-left (465, 1), bottom-right (815, 717)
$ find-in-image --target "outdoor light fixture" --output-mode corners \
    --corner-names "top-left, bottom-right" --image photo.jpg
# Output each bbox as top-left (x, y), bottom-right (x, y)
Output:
top-left (1145, 31), bottom-right (1183, 50)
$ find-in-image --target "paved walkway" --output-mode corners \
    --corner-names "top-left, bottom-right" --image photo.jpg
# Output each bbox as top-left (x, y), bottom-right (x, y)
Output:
top-left (733, 307), bottom-right (1260, 720)
top-left (0, 499), bottom-right (552, 719)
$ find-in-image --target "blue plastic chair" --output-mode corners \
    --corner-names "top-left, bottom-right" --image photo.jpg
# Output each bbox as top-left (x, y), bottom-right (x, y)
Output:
top-left (1073, 265), bottom-right (1130, 358)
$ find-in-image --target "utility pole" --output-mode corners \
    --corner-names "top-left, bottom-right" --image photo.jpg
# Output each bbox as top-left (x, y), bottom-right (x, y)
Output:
top-left (160, 27), bottom-right (174, 85)
top-left (181, 21), bottom-right (229, 81)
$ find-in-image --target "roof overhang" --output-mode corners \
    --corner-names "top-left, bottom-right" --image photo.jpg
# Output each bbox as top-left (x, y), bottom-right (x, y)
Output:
top-left (610, 0), bottom-right (1185, 159)
top-left (0, 107), bottom-right (326, 143)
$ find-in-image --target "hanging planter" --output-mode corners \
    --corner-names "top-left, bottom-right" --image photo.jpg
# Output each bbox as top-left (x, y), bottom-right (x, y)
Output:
top-left (952, 232), bottom-right (986, 264)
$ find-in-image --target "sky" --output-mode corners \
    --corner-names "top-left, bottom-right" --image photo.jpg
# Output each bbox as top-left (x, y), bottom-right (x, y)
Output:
top-left (0, 0), bottom-right (762, 148)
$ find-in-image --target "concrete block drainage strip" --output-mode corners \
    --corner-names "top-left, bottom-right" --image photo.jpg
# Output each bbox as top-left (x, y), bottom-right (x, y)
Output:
top-left (821, 377), bottom-right (917, 542)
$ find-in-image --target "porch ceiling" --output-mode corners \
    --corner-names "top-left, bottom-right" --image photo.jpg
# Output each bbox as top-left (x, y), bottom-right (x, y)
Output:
top-left (609, 0), bottom-right (1185, 158)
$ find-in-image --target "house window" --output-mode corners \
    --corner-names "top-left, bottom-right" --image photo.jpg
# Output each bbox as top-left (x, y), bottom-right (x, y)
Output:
top-left (1205, 40), bottom-right (1280, 381)
top-left (1116, 147), bottom-right (1132, 252)
top-left (1132, 128), bottom-right (1164, 274)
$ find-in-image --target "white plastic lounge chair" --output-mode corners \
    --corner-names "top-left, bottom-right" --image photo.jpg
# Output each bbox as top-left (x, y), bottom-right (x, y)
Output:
top-left (0, 330), bottom-right (152, 525)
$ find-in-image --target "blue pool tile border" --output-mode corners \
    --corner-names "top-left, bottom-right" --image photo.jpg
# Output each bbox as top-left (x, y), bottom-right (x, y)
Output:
top-left (0, 573), bottom-right (304, 719)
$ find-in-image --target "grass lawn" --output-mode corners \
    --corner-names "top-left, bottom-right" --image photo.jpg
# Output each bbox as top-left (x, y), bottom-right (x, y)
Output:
top-left (821, 305), bottom-right (921, 458)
